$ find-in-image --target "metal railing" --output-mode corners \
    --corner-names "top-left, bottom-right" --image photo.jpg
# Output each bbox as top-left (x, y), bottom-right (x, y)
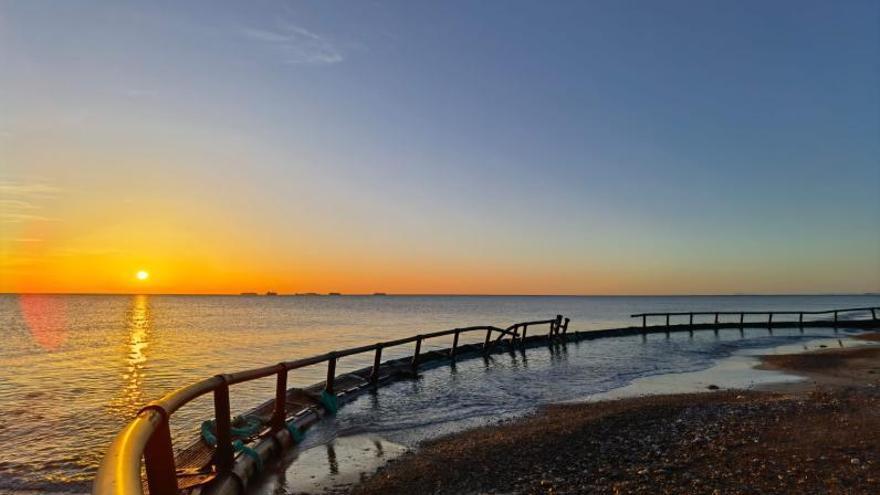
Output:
top-left (631, 306), bottom-right (879, 328)
top-left (93, 315), bottom-right (567, 495)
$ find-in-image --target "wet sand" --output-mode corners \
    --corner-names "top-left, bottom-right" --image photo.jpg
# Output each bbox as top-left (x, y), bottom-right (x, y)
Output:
top-left (258, 436), bottom-right (407, 495)
top-left (759, 332), bottom-right (880, 389)
top-left (346, 333), bottom-right (880, 494)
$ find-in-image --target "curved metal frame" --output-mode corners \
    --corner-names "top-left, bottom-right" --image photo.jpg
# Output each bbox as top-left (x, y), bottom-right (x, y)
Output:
top-left (93, 316), bottom-right (564, 494)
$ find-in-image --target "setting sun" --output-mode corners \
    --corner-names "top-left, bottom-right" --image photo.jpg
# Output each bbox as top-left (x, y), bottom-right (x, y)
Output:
top-left (136, 271), bottom-right (150, 281)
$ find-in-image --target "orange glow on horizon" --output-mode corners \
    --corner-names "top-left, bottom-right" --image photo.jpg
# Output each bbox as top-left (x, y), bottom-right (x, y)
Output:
top-left (0, 191), bottom-right (876, 296)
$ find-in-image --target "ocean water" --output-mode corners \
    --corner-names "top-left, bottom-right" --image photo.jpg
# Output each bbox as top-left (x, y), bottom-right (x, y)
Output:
top-left (0, 294), bottom-right (877, 493)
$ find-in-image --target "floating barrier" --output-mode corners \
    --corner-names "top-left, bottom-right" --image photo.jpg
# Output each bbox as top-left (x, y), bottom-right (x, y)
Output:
top-left (93, 308), bottom-right (879, 494)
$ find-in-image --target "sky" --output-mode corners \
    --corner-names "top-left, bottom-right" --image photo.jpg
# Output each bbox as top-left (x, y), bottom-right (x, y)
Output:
top-left (1, 0), bottom-right (878, 295)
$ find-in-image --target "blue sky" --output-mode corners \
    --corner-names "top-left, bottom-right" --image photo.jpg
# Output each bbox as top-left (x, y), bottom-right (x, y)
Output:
top-left (1, 1), bottom-right (878, 294)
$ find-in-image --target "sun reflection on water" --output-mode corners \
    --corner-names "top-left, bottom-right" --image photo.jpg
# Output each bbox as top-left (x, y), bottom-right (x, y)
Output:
top-left (110, 295), bottom-right (152, 417)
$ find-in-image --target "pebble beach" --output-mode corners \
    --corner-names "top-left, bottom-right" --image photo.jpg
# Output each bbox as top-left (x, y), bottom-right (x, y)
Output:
top-left (344, 334), bottom-right (880, 494)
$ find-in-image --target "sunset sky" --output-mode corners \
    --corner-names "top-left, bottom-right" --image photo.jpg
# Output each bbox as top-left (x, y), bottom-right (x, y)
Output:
top-left (1, 0), bottom-right (878, 295)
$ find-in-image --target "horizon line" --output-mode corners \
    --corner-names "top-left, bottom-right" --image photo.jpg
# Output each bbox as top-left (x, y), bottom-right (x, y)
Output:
top-left (4, 291), bottom-right (879, 297)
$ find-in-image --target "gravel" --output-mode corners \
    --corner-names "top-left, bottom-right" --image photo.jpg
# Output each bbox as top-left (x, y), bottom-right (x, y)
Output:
top-left (335, 341), bottom-right (880, 494)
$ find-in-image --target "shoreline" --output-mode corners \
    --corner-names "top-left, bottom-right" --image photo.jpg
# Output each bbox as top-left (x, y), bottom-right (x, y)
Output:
top-left (757, 332), bottom-right (880, 389)
top-left (581, 332), bottom-right (880, 402)
top-left (342, 333), bottom-right (880, 494)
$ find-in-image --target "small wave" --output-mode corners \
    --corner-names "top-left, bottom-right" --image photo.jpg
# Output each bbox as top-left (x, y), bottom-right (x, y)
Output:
top-left (0, 474), bottom-right (90, 494)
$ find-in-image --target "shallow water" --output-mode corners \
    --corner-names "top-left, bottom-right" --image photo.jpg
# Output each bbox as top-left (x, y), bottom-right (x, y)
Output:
top-left (254, 332), bottom-right (871, 495)
top-left (256, 435), bottom-right (408, 495)
top-left (0, 294), bottom-right (877, 493)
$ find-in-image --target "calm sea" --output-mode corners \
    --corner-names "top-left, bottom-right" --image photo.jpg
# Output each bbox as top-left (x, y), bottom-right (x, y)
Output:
top-left (1, 294), bottom-right (878, 493)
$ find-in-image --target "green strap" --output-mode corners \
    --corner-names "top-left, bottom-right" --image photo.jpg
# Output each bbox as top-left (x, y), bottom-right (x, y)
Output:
top-left (286, 421), bottom-right (304, 443)
top-left (319, 390), bottom-right (338, 414)
top-left (200, 416), bottom-right (264, 447)
top-left (230, 415), bottom-right (263, 437)
top-left (201, 421), bottom-right (263, 472)
top-left (201, 420), bottom-right (217, 446)
top-left (233, 440), bottom-right (263, 473)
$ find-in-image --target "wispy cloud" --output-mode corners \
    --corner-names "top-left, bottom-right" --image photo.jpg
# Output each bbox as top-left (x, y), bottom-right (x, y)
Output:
top-left (0, 199), bottom-right (37, 210)
top-left (0, 181), bottom-right (61, 196)
top-left (241, 22), bottom-right (343, 65)
top-left (0, 211), bottom-right (54, 223)
top-left (0, 212), bottom-right (56, 223)
top-left (54, 246), bottom-right (120, 257)
top-left (0, 181), bottom-right (60, 223)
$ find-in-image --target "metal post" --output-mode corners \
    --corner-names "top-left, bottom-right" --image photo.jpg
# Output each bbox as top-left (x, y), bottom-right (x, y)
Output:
top-left (799, 312), bottom-right (804, 325)
top-left (740, 313), bottom-right (744, 326)
top-left (689, 313), bottom-right (693, 326)
top-left (665, 314), bottom-right (669, 327)
top-left (371, 346), bottom-right (382, 384)
top-left (834, 311), bottom-right (838, 325)
top-left (521, 324), bottom-right (528, 342)
top-left (213, 376), bottom-right (234, 474)
top-left (872, 309), bottom-right (877, 320)
top-left (451, 330), bottom-right (460, 357)
top-left (325, 354), bottom-right (337, 394)
top-left (556, 314), bottom-right (563, 335)
top-left (562, 318), bottom-right (570, 335)
top-left (272, 365), bottom-right (287, 430)
top-left (768, 313), bottom-right (773, 326)
top-left (714, 313), bottom-right (719, 326)
top-left (412, 336), bottom-right (422, 369)
top-left (143, 407), bottom-right (178, 495)
top-left (642, 315), bottom-right (646, 328)
top-left (484, 328), bottom-right (492, 351)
